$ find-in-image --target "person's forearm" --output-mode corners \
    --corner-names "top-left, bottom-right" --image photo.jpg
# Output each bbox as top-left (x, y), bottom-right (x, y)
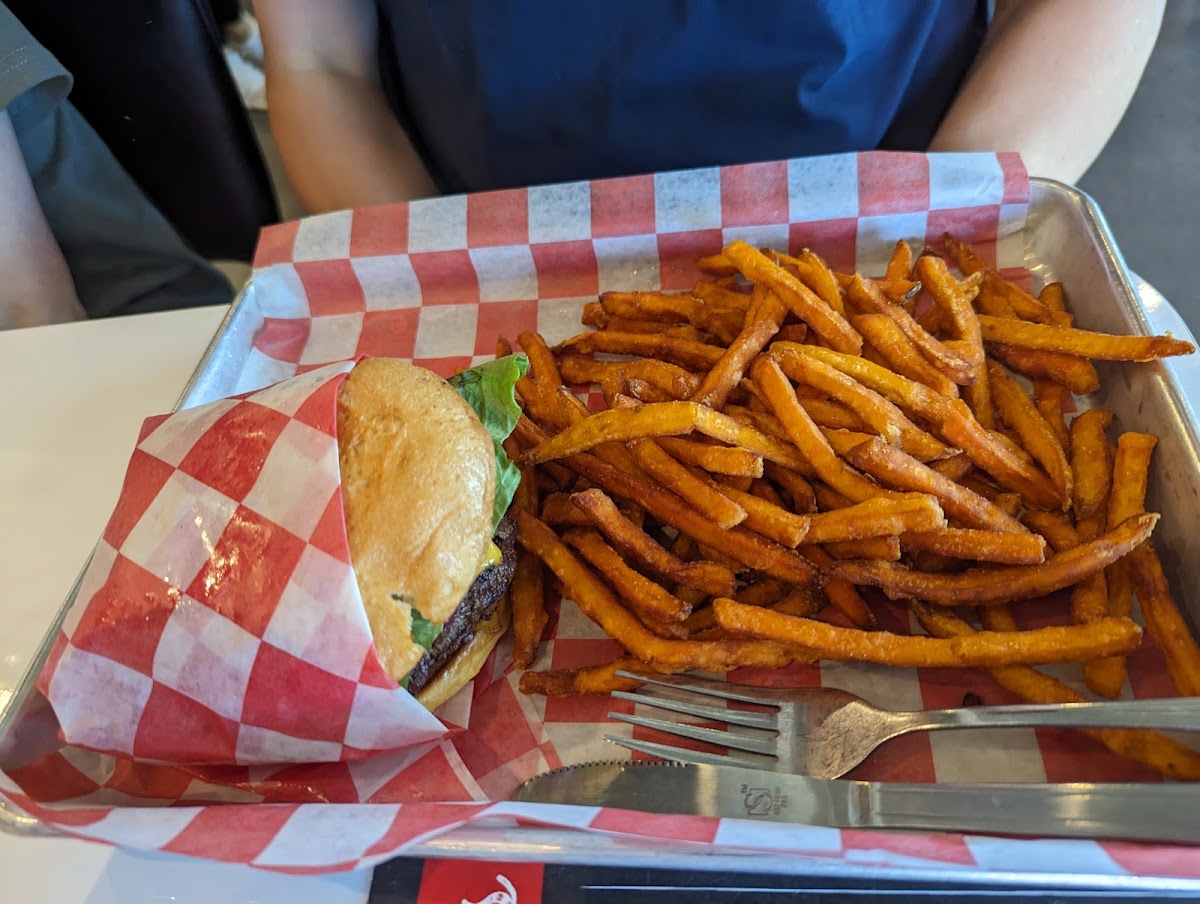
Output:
top-left (0, 111), bottom-right (84, 329)
top-left (929, 0), bottom-right (1165, 184)
top-left (265, 68), bottom-right (437, 214)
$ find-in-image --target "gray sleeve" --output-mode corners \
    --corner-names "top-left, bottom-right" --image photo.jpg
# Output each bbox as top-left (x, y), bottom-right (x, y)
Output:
top-left (1, 1), bottom-right (233, 319)
top-left (0, 3), bottom-right (70, 128)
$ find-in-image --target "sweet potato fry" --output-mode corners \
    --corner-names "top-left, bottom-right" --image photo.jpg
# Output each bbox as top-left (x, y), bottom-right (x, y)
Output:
top-left (797, 399), bottom-right (865, 432)
top-left (704, 478), bottom-right (811, 547)
top-left (1039, 282), bottom-right (1067, 314)
top-left (750, 477), bottom-right (787, 507)
top-left (811, 482), bottom-right (855, 511)
top-left (987, 360), bottom-right (1072, 503)
top-left (981, 271), bottom-right (1067, 326)
top-left (601, 289), bottom-right (744, 340)
top-left (848, 274), bottom-right (975, 385)
top-left (690, 281), bottom-right (755, 313)
top-left (655, 437), bottom-right (763, 477)
top-left (723, 240), bottom-right (862, 353)
top-left (628, 438), bottom-right (748, 529)
top-left (899, 528), bottom-right (1047, 565)
top-left (804, 493), bottom-right (946, 544)
top-left (554, 387), bottom-right (646, 478)
top-left (774, 323), bottom-right (810, 344)
top-left (774, 248), bottom-right (846, 316)
top-left (519, 329), bottom-right (564, 394)
top-left (565, 450), bottom-right (818, 586)
top-left (976, 316), bottom-right (1196, 361)
top-left (753, 355), bottom-right (897, 504)
top-left (770, 588), bottom-right (824, 619)
top-left (916, 254), bottom-right (990, 425)
top-left (517, 512), bottom-right (820, 674)
top-left (1033, 380), bottom-right (1073, 453)
top-left (563, 528), bottom-right (692, 623)
top-left (763, 461), bottom-right (817, 513)
top-left (915, 605), bottom-right (1200, 780)
top-left (1020, 509), bottom-right (1075, 548)
top-left (539, 493), bottom-right (591, 526)
top-left (942, 232), bottom-right (988, 276)
top-left (824, 537), bottom-right (902, 561)
top-left (844, 437), bottom-right (1026, 533)
top-left (557, 330), bottom-right (727, 370)
top-left (940, 399), bottom-right (1064, 509)
top-left (916, 254), bottom-right (984, 365)
top-left (510, 464), bottom-right (549, 669)
top-left (831, 513), bottom-right (1158, 605)
top-left (569, 488), bottom-right (735, 596)
top-left (773, 345), bottom-right (952, 460)
top-left (1105, 432), bottom-right (1158, 620)
top-left (779, 343), bottom-right (952, 424)
top-left (735, 578), bottom-right (789, 607)
top-left (519, 657), bottom-right (658, 696)
top-left (510, 550), bottom-right (548, 669)
top-left (1127, 544), bottom-right (1200, 697)
top-left (987, 343), bottom-right (1101, 395)
top-left (613, 318), bottom-right (715, 343)
top-left (519, 402), bottom-right (700, 464)
top-left (852, 313), bottom-right (960, 397)
top-left (886, 239), bottom-right (914, 286)
top-left (691, 290), bottom-right (787, 409)
top-left (1070, 408), bottom-right (1115, 521)
top-left (927, 454), bottom-right (975, 482)
top-left (622, 378), bottom-right (673, 403)
top-left (688, 407), bottom-right (815, 474)
top-left (557, 354), bottom-right (702, 400)
top-left (797, 545), bottom-right (875, 628)
top-left (714, 598), bottom-right (1141, 668)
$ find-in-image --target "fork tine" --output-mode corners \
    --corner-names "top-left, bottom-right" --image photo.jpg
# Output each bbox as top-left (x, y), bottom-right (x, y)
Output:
top-left (611, 691), bottom-right (777, 730)
top-left (608, 712), bottom-right (776, 756)
top-left (605, 735), bottom-right (773, 771)
top-left (614, 670), bottom-right (782, 705)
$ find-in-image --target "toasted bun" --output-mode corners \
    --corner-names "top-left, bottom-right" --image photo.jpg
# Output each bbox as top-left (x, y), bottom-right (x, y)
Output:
top-left (415, 594), bottom-right (511, 712)
top-left (337, 358), bottom-right (496, 683)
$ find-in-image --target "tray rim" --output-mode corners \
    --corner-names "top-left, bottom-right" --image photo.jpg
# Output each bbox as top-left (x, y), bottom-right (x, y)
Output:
top-left (3, 176), bottom-right (1200, 888)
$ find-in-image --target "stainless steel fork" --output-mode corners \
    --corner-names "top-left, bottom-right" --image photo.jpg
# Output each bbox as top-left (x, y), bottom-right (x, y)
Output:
top-left (604, 671), bottom-right (1200, 777)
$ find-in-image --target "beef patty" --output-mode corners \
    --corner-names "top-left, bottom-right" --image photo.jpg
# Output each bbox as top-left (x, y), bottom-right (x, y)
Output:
top-left (406, 513), bottom-right (517, 694)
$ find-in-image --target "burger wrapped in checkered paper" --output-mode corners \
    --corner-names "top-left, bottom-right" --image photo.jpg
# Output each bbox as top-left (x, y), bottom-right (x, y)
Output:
top-left (34, 353), bottom-right (529, 766)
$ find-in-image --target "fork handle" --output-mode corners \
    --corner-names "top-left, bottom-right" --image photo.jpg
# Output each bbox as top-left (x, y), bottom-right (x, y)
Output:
top-left (890, 696), bottom-right (1200, 734)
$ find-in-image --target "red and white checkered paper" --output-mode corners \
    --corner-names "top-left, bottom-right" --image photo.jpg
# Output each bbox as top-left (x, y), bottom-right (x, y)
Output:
top-left (3, 152), bottom-right (1198, 882)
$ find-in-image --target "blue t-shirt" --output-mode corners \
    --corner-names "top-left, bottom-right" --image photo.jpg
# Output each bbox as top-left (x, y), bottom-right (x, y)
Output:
top-left (377, 1), bottom-right (989, 194)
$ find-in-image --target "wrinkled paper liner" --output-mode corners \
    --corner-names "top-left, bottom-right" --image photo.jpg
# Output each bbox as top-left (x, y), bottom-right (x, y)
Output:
top-left (5, 152), bottom-right (1196, 879)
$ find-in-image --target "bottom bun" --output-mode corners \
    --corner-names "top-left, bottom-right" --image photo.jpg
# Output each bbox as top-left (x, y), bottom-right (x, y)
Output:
top-left (414, 594), bottom-right (512, 712)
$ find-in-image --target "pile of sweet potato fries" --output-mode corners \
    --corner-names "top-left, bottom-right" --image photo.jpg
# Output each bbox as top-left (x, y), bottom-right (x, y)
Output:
top-left (497, 233), bottom-right (1200, 779)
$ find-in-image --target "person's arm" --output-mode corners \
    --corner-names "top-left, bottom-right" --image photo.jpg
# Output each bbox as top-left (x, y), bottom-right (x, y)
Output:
top-left (256, 0), bottom-right (437, 214)
top-left (929, 0), bottom-right (1165, 184)
top-left (0, 110), bottom-right (84, 329)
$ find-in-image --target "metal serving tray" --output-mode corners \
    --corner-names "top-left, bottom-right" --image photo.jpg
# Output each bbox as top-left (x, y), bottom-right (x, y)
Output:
top-left (3, 178), bottom-right (1200, 891)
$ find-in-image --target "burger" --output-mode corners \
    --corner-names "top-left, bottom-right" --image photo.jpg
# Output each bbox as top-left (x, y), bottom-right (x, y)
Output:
top-left (335, 355), bottom-right (527, 711)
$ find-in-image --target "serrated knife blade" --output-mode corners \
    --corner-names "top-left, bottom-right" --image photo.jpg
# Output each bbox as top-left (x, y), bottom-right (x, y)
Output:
top-left (514, 760), bottom-right (1199, 843)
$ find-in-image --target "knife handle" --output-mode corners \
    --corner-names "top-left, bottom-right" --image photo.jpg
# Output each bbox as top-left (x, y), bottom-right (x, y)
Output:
top-left (869, 781), bottom-right (1196, 844)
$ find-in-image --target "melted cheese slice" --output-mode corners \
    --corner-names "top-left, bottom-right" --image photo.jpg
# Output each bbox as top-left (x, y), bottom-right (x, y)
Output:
top-left (476, 540), bottom-right (502, 579)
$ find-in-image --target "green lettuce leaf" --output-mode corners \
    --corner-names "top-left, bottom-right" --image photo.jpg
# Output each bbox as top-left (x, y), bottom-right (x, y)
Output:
top-left (410, 608), bottom-right (443, 651)
top-left (448, 354), bottom-right (529, 531)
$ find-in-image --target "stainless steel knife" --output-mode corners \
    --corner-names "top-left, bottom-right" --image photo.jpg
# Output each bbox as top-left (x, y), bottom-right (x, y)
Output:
top-left (515, 760), bottom-right (1198, 844)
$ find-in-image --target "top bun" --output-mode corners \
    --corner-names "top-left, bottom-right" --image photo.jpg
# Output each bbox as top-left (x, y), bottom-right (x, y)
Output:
top-left (336, 358), bottom-right (496, 682)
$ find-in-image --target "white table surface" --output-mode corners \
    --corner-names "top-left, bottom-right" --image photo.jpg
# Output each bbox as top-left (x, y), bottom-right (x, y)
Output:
top-left (0, 306), bottom-right (372, 904)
